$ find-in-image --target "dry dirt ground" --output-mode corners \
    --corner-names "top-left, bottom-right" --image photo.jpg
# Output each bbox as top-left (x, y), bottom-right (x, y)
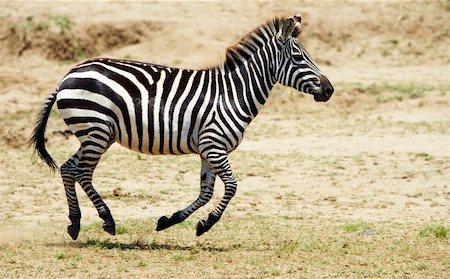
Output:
top-left (0, 1), bottom-right (449, 278)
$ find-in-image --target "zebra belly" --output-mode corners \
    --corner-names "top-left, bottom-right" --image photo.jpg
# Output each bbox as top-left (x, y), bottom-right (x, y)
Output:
top-left (115, 122), bottom-right (197, 155)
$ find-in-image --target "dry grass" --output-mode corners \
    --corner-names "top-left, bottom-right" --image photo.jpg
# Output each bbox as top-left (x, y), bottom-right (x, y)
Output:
top-left (0, 217), bottom-right (448, 278)
top-left (0, 80), bottom-right (449, 278)
top-left (0, 1), bottom-right (449, 278)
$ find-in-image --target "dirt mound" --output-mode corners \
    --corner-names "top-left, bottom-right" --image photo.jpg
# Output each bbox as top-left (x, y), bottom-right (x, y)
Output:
top-left (0, 16), bottom-right (164, 61)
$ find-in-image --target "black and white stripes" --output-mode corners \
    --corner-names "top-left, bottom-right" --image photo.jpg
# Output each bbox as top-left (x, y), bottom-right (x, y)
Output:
top-left (30, 15), bottom-right (334, 239)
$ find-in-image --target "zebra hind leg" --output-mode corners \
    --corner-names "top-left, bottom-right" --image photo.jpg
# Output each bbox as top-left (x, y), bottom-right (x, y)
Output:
top-left (156, 157), bottom-right (216, 231)
top-left (61, 149), bottom-right (83, 240)
top-left (71, 128), bottom-right (116, 237)
top-left (75, 147), bottom-right (115, 236)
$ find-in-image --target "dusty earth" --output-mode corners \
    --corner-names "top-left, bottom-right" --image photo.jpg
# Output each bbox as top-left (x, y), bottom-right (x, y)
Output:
top-left (0, 1), bottom-right (449, 278)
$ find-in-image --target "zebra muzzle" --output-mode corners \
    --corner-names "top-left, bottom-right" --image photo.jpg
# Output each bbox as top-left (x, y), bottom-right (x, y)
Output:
top-left (314, 75), bottom-right (334, 102)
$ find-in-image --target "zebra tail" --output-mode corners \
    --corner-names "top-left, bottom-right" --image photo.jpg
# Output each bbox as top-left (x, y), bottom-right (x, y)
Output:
top-left (28, 90), bottom-right (59, 172)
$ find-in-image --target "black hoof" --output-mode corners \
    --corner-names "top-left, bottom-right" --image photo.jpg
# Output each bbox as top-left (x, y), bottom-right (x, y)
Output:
top-left (196, 213), bottom-right (221, 237)
top-left (196, 220), bottom-right (208, 236)
top-left (68, 214), bottom-right (81, 240)
top-left (156, 212), bottom-right (185, 232)
top-left (102, 218), bottom-right (116, 235)
top-left (156, 216), bottom-right (170, 231)
top-left (99, 209), bottom-right (115, 236)
top-left (68, 223), bottom-right (80, 240)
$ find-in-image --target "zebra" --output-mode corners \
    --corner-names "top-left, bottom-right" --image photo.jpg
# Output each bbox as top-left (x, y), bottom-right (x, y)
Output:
top-left (29, 14), bottom-right (334, 240)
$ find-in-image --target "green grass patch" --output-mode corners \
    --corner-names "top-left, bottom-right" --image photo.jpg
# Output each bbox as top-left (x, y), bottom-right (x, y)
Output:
top-left (80, 222), bottom-right (103, 233)
top-left (275, 240), bottom-right (300, 255)
top-left (341, 222), bottom-right (371, 232)
top-left (419, 224), bottom-right (449, 238)
top-left (50, 15), bottom-right (74, 33)
top-left (417, 262), bottom-right (429, 271)
top-left (116, 224), bottom-right (129, 235)
top-left (174, 220), bottom-right (194, 229)
top-left (55, 252), bottom-right (66, 260)
top-left (86, 239), bottom-right (115, 249)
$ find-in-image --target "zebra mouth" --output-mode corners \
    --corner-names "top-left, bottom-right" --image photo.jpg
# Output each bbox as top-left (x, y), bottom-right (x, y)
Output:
top-left (312, 88), bottom-right (329, 102)
top-left (309, 87), bottom-right (323, 102)
top-left (311, 87), bottom-right (322, 95)
top-left (308, 75), bottom-right (334, 102)
top-left (306, 85), bottom-right (321, 95)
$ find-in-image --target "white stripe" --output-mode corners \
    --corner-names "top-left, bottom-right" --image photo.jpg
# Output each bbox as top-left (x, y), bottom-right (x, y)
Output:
top-left (171, 71), bottom-right (198, 153)
top-left (57, 89), bottom-right (125, 142)
top-left (152, 70), bottom-right (166, 154)
top-left (162, 70), bottom-right (183, 153)
top-left (88, 62), bottom-right (147, 149)
top-left (222, 72), bottom-right (247, 130)
top-left (232, 68), bottom-right (253, 118)
top-left (60, 71), bottom-right (136, 146)
top-left (114, 62), bottom-right (155, 150)
top-left (181, 71), bottom-right (207, 152)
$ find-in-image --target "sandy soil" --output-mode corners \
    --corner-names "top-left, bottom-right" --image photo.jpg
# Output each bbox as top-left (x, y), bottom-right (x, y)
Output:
top-left (0, 1), bottom-right (449, 278)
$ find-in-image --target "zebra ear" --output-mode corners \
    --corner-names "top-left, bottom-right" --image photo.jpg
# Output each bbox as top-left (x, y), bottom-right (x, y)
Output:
top-left (279, 15), bottom-right (302, 42)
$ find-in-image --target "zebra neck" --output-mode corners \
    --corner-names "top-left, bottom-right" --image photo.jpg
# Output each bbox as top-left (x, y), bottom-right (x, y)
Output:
top-left (220, 52), bottom-right (276, 123)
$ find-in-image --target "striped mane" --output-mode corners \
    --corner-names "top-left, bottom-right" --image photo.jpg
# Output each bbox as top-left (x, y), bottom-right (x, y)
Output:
top-left (222, 16), bottom-right (300, 72)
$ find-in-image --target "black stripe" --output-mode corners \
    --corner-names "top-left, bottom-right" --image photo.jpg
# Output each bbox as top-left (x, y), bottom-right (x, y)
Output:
top-left (267, 42), bottom-right (277, 83)
top-left (254, 50), bottom-right (269, 94)
top-left (74, 128), bottom-right (109, 143)
top-left (216, 105), bottom-right (236, 146)
top-left (168, 70), bottom-right (192, 154)
top-left (248, 62), bottom-right (266, 106)
top-left (59, 76), bottom-right (129, 143)
top-left (100, 60), bottom-right (154, 152)
top-left (189, 71), bottom-right (212, 153)
top-left (74, 127), bottom-right (109, 138)
top-left (239, 66), bottom-right (258, 117)
top-left (62, 115), bottom-right (109, 127)
top-left (78, 157), bottom-right (102, 162)
top-left (229, 71), bottom-right (251, 117)
top-left (218, 75), bottom-right (245, 134)
top-left (71, 63), bottom-right (140, 148)
top-left (57, 99), bottom-right (120, 141)
top-left (159, 68), bottom-right (179, 154)
top-left (82, 150), bottom-right (104, 156)
top-left (176, 71), bottom-right (203, 153)
top-left (80, 140), bottom-right (107, 149)
top-left (144, 66), bottom-right (160, 154)
top-left (251, 54), bottom-right (269, 101)
top-left (91, 133), bottom-right (109, 143)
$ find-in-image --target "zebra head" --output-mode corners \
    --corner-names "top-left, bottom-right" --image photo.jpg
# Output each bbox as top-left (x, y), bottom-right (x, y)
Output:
top-left (275, 15), bottom-right (334, 102)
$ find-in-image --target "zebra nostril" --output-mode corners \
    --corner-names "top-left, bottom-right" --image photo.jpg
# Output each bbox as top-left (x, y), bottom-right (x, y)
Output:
top-left (319, 75), bottom-right (333, 98)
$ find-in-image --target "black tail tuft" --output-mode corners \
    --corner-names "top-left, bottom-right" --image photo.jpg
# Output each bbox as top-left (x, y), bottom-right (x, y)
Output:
top-left (28, 90), bottom-right (59, 172)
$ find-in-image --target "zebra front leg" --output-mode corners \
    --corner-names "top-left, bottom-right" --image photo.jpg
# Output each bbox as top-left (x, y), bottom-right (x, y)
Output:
top-left (157, 157), bottom-right (216, 231)
top-left (196, 150), bottom-right (237, 236)
top-left (61, 150), bottom-right (83, 240)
